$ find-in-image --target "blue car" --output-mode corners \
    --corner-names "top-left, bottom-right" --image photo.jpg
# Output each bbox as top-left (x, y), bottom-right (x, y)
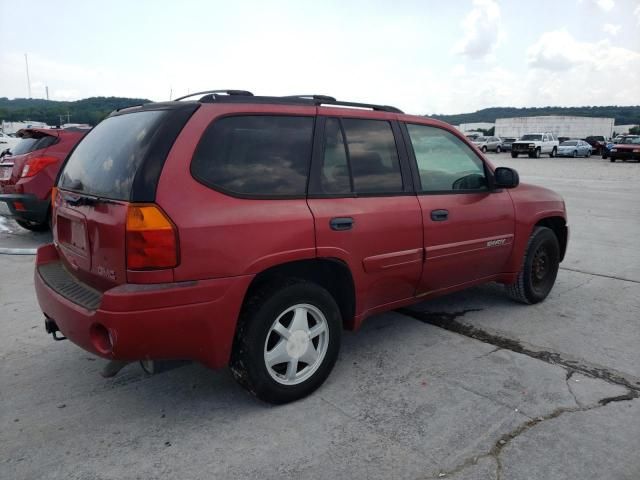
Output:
top-left (556, 140), bottom-right (592, 157)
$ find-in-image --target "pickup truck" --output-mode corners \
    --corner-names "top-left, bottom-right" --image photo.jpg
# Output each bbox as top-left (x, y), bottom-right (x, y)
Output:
top-left (511, 133), bottom-right (560, 158)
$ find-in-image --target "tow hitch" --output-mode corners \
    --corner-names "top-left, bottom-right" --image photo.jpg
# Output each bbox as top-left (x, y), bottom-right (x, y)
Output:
top-left (44, 316), bottom-right (67, 341)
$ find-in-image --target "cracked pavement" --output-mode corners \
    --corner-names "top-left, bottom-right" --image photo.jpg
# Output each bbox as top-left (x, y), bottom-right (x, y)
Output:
top-left (1, 155), bottom-right (640, 479)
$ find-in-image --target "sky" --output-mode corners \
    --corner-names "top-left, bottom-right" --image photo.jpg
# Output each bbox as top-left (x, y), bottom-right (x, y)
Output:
top-left (0, 0), bottom-right (639, 115)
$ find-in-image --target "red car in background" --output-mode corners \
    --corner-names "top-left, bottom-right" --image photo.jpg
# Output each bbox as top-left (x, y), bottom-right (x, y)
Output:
top-left (0, 127), bottom-right (88, 230)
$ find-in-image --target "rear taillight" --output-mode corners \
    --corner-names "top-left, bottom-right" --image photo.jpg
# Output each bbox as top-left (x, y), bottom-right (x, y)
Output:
top-left (126, 204), bottom-right (178, 270)
top-left (21, 156), bottom-right (58, 178)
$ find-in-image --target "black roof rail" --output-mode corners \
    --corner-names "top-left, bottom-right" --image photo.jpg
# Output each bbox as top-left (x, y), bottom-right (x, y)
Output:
top-left (174, 90), bottom-right (254, 101)
top-left (198, 92), bottom-right (403, 113)
top-left (282, 94), bottom-right (337, 102)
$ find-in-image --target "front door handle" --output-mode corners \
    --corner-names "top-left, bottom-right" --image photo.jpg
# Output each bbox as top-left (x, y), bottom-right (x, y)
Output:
top-left (330, 217), bottom-right (354, 231)
top-left (430, 209), bottom-right (449, 221)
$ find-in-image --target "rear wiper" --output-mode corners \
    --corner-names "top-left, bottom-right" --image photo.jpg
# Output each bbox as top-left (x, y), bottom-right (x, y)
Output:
top-left (63, 194), bottom-right (119, 207)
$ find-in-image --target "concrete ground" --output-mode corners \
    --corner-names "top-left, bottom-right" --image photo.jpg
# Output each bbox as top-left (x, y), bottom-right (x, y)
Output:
top-left (1, 155), bottom-right (639, 479)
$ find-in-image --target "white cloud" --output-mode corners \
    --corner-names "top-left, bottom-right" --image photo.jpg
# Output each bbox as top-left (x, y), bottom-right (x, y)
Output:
top-left (454, 0), bottom-right (503, 59)
top-left (602, 23), bottom-right (621, 35)
top-left (596, 0), bottom-right (615, 11)
top-left (634, 4), bottom-right (640, 24)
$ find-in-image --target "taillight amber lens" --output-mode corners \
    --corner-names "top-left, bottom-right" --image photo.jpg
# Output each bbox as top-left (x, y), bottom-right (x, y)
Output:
top-left (21, 155), bottom-right (58, 178)
top-left (126, 204), bottom-right (178, 270)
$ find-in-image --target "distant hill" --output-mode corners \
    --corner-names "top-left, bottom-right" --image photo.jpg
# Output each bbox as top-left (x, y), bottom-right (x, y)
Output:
top-left (0, 97), bottom-right (151, 127)
top-left (428, 106), bottom-right (640, 126)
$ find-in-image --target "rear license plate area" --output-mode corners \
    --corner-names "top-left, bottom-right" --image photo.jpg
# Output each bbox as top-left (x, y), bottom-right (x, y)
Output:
top-left (0, 166), bottom-right (12, 180)
top-left (57, 215), bottom-right (87, 252)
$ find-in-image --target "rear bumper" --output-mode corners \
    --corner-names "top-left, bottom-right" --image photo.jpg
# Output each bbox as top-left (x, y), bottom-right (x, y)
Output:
top-left (0, 193), bottom-right (49, 224)
top-left (34, 243), bottom-right (254, 369)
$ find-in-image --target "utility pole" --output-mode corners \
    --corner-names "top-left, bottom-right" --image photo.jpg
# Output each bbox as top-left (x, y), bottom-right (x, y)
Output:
top-left (169, 87), bottom-right (172, 100)
top-left (46, 86), bottom-right (49, 100)
top-left (24, 53), bottom-right (32, 98)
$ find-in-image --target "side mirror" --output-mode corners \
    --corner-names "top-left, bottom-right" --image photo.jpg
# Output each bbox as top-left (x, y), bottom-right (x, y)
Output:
top-left (494, 167), bottom-right (519, 189)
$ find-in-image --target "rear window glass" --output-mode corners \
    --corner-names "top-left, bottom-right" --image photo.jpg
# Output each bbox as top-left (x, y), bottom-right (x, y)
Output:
top-left (191, 115), bottom-right (314, 196)
top-left (59, 110), bottom-right (166, 200)
top-left (10, 134), bottom-right (57, 156)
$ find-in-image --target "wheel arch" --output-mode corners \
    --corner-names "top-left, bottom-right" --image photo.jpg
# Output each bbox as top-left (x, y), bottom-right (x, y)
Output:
top-left (240, 258), bottom-right (357, 331)
top-left (535, 216), bottom-right (568, 261)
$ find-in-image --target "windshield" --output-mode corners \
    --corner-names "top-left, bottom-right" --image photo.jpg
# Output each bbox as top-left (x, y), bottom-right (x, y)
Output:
top-left (520, 134), bottom-right (542, 141)
top-left (59, 110), bottom-right (167, 200)
top-left (620, 136), bottom-right (640, 144)
top-left (561, 141), bottom-right (578, 146)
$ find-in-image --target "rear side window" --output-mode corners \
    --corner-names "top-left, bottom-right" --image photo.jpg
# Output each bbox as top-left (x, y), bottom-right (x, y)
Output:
top-left (10, 134), bottom-right (57, 156)
top-left (191, 115), bottom-right (314, 197)
top-left (342, 119), bottom-right (403, 194)
top-left (59, 110), bottom-right (167, 200)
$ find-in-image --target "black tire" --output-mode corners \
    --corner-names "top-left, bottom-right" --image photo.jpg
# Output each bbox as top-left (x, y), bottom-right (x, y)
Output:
top-left (506, 226), bottom-right (560, 304)
top-left (549, 147), bottom-right (556, 158)
top-left (535, 148), bottom-right (541, 158)
top-left (602, 152), bottom-right (608, 159)
top-left (511, 152), bottom-right (518, 158)
top-left (610, 157), bottom-right (616, 163)
top-left (230, 279), bottom-right (342, 404)
top-left (15, 218), bottom-right (49, 232)
top-left (496, 146), bottom-right (502, 153)
top-left (586, 150), bottom-right (591, 158)
top-left (572, 150), bottom-right (577, 158)
top-left (481, 146), bottom-right (487, 153)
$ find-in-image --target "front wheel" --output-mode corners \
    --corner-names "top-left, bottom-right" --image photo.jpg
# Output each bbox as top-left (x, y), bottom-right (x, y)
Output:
top-left (496, 146), bottom-right (502, 153)
top-left (572, 150), bottom-right (578, 158)
top-left (610, 157), bottom-right (616, 163)
top-left (506, 226), bottom-right (560, 304)
top-left (230, 279), bottom-right (342, 404)
top-left (511, 152), bottom-right (518, 158)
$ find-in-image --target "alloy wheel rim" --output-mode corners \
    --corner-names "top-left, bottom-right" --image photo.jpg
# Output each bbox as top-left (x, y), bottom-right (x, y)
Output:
top-left (532, 246), bottom-right (550, 287)
top-left (263, 304), bottom-right (329, 386)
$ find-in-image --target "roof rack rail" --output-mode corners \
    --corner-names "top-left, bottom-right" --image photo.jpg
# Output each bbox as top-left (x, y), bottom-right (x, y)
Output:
top-left (174, 90), bottom-right (254, 101)
top-left (282, 94), bottom-right (337, 102)
top-left (196, 92), bottom-right (404, 114)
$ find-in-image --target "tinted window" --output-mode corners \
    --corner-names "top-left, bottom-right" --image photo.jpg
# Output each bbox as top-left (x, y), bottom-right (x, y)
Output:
top-left (10, 134), bottom-right (57, 156)
top-left (561, 141), bottom-right (578, 146)
top-left (59, 110), bottom-right (167, 200)
top-left (320, 118), bottom-right (351, 194)
top-left (341, 119), bottom-right (402, 194)
top-left (192, 115), bottom-right (313, 196)
top-left (407, 124), bottom-right (487, 192)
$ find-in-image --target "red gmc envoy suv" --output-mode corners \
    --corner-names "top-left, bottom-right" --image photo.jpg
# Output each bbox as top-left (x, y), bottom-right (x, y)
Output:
top-left (35, 91), bottom-right (568, 403)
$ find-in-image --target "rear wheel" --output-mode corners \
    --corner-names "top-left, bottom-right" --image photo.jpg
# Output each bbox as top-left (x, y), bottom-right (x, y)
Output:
top-left (572, 150), bottom-right (578, 158)
top-left (610, 157), bottom-right (616, 163)
top-left (511, 152), bottom-right (518, 158)
top-left (506, 226), bottom-right (560, 304)
top-left (230, 279), bottom-right (342, 404)
top-left (496, 146), bottom-right (502, 153)
top-left (15, 218), bottom-right (49, 232)
top-left (481, 146), bottom-right (487, 153)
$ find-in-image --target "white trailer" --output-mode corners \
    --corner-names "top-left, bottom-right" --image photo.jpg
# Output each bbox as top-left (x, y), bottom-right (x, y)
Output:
top-left (495, 116), bottom-right (614, 139)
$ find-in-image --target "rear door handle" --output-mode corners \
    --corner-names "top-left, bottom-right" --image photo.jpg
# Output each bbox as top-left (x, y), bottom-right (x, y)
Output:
top-left (330, 217), bottom-right (354, 231)
top-left (430, 209), bottom-right (449, 221)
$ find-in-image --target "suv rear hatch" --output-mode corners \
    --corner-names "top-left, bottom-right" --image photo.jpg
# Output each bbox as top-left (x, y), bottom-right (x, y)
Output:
top-left (54, 103), bottom-right (199, 290)
top-left (0, 129), bottom-right (59, 189)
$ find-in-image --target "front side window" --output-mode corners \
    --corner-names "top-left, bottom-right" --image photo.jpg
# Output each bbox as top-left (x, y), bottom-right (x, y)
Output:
top-left (191, 115), bottom-right (314, 196)
top-left (407, 124), bottom-right (487, 192)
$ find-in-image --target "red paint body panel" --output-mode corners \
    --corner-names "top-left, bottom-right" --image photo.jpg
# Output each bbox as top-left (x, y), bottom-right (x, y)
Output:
top-left (35, 244), bottom-right (253, 368)
top-left (308, 196), bottom-right (423, 323)
top-left (417, 191), bottom-right (515, 293)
